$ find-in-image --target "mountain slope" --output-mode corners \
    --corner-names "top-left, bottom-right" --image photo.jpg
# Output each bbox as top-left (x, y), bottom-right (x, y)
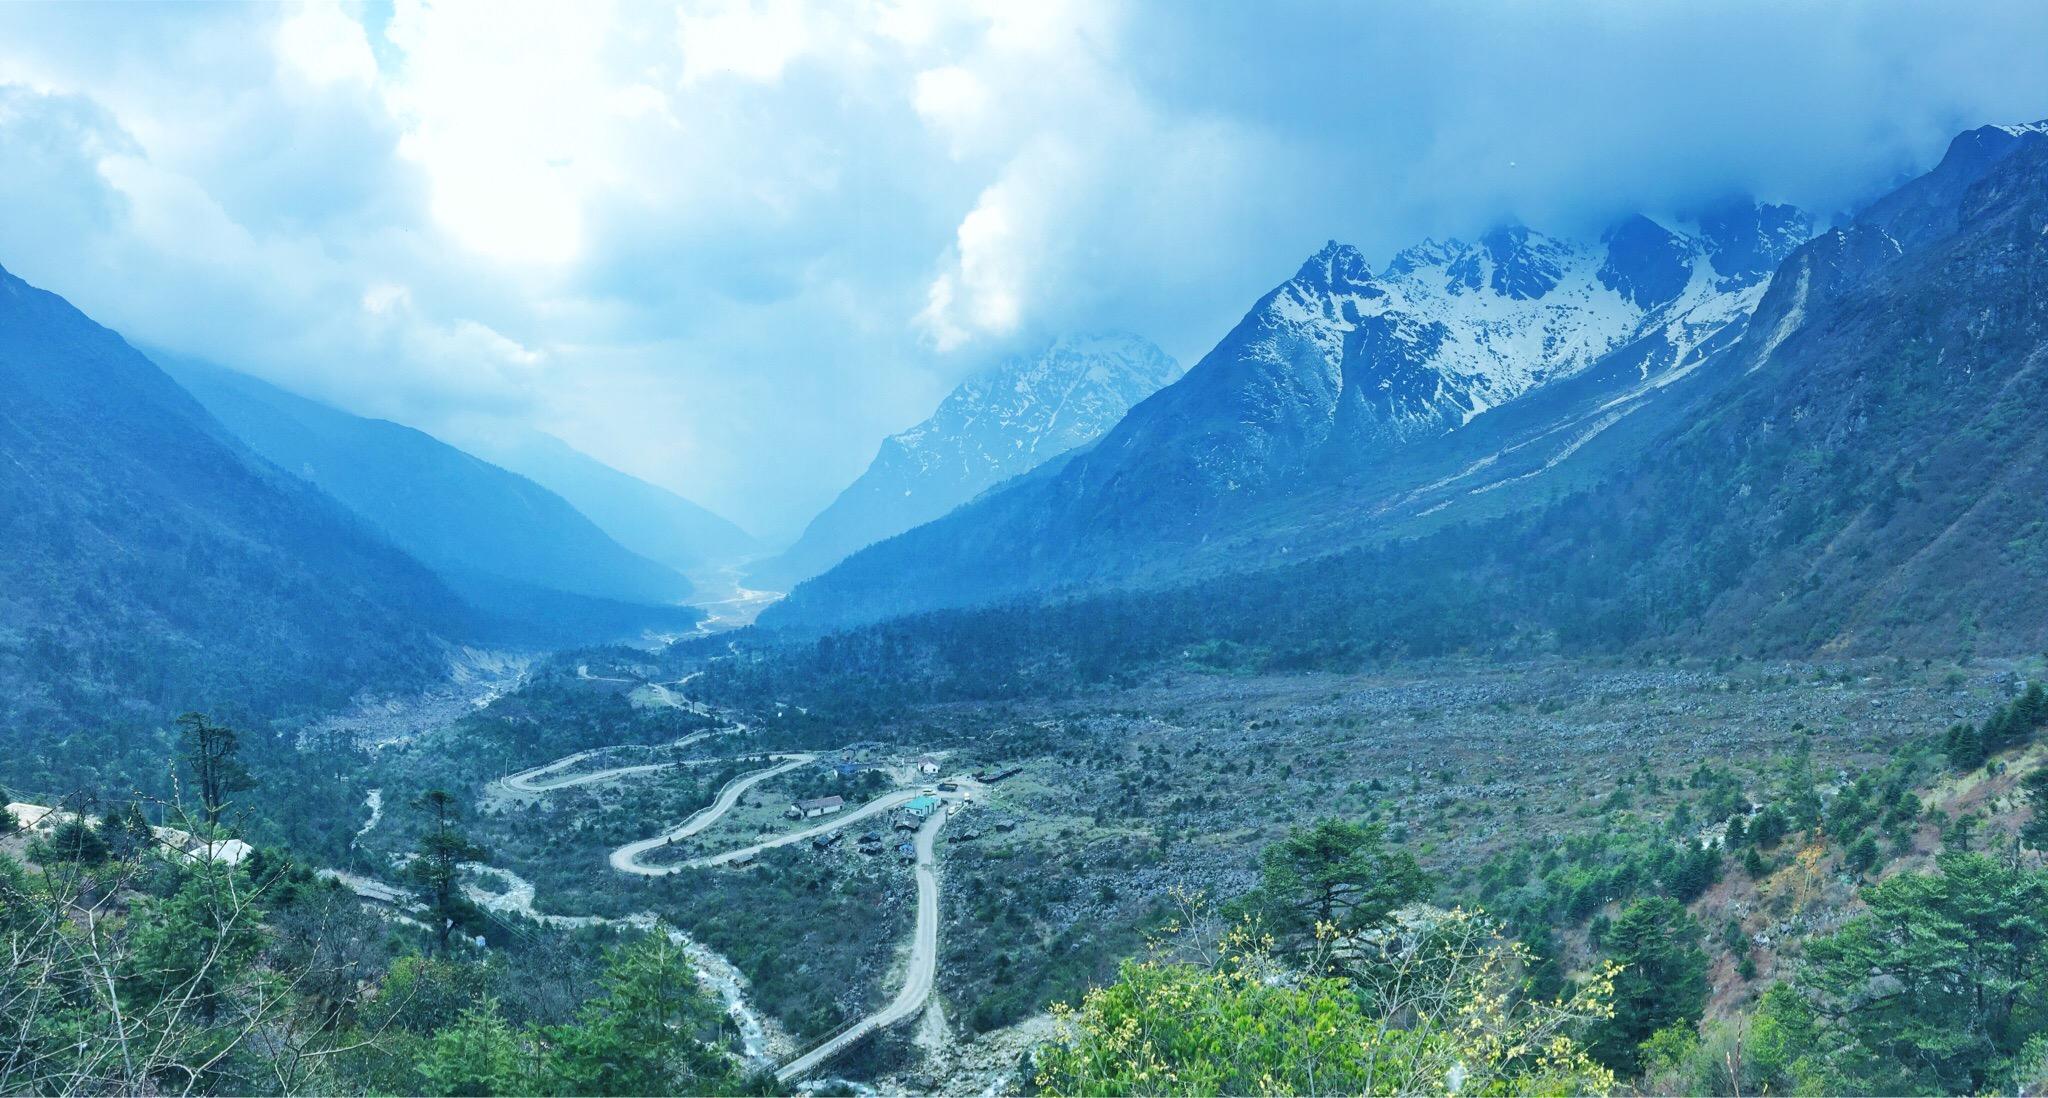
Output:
top-left (748, 333), bottom-right (1181, 589)
top-left (161, 359), bottom-right (697, 636)
top-left (764, 120), bottom-right (2048, 663)
top-left (0, 263), bottom-right (459, 732)
top-left (770, 204), bottom-right (1807, 629)
top-left (469, 430), bottom-right (758, 575)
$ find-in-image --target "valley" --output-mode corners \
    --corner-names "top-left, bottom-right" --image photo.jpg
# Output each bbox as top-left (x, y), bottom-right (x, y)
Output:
top-left (4, 17), bottom-right (2048, 1092)
top-left (316, 641), bottom-right (2020, 1091)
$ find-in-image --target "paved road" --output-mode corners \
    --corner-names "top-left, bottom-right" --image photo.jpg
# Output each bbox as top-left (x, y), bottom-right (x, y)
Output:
top-left (777, 807), bottom-right (951, 1082)
top-left (497, 729), bottom-right (725, 793)
top-left (678, 787), bottom-right (941, 869)
top-left (608, 755), bottom-right (818, 875)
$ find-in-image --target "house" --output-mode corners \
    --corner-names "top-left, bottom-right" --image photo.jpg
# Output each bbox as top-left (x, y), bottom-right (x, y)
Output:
top-left (905, 795), bottom-right (938, 818)
top-left (786, 795), bottom-right (845, 820)
top-left (833, 761), bottom-right (866, 780)
top-left (811, 832), bottom-right (842, 852)
top-left (893, 816), bottom-right (921, 833)
top-left (917, 756), bottom-right (941, 776)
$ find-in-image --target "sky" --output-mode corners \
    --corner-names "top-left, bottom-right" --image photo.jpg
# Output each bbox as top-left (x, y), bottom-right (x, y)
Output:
top-left (2, 2), bottom-right (2046, 539)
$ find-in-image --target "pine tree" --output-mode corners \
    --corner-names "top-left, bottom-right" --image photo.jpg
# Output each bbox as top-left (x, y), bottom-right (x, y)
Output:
top-left (543, 934), bottom-right (737, 1095)
top-left (408, 789), bottom-right (487, 953)
top-left (416, 1002), bottom-right (531, 1096)
top-left (1239, 818), bottom-right (1430, 965)
top-left (1589, 896), bottom-right (1708, 1073)
top-left (2021, 768), bottom-right (2048, 853)
top-left (101, 801), bottom-right (155, 860)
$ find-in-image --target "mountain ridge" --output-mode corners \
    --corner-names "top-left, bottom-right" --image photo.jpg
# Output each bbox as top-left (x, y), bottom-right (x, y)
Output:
top-left (767, 198), bottom-right (1812, 630)
top-left (160, 357), bottom-right (700, 641)
top-left (761, 120), bottom-right (2048, 663)
top-left (0, 261), bottom-right (461, 736)
top-left (465, 428), bottom-right (759, 577)
top-left (747, 332), bottom-right (1181, 590)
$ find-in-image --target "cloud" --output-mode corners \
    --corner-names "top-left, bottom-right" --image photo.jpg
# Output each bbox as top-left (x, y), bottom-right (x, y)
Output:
top-left (276, 3), bottom-right (378, 87)
top-left (2, 1), bottom-right (2047, 537)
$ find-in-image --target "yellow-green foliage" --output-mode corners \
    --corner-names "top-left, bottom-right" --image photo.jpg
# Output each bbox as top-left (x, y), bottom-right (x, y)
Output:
top-left (1035, 910), bottom-right (1616, 1097)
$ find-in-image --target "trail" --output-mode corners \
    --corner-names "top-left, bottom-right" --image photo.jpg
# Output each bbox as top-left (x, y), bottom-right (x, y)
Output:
top-left (776, 806), bottom-right (952, 1082)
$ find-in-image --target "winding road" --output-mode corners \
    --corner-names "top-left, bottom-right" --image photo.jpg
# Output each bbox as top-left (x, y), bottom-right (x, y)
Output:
top-left (672, 786), bottom-right (939, 869)
top-left (776, 806), bottom-right (950, 1082)
top-left (607, 754), bottom-right (818, 875)
top-left (496, 729), bottom-right (726, 794)
top-left (367, 665), bottom-right (973, 1083)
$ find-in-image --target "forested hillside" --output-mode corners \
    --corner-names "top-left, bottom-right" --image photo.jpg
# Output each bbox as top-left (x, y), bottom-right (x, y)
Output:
top-left (759, 124), bottom-right (2048, 667)
top-left (0, 263), bottom-right (459, 778)
top-left (163, 359), bottom-right (700, 643)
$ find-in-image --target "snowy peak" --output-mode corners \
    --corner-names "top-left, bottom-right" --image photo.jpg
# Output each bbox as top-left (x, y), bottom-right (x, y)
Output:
top-left (749, 332), bottom-right (1181, 588)
top-left (1694, 200), bottom-right (1812, 284)
top-left (1477, 225), bottom-right (1569, 299)
top-left (1292, 241), bottom-right (1376, 292)
top-left (1132, 203), bottom-right (1813, 495)
top-left (891, 331), bottom-right (1180, 466)
top-left (1938, 119), bottom-right (2048, 178)
top-left (1378, 226), bottom-right (1580, 301)
top-left (1599, 215), bottom-right (1694, 310)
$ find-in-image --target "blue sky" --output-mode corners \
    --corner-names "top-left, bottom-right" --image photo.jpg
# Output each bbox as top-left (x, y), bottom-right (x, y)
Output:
top-left (2, 1), bottom-right (2046, 537)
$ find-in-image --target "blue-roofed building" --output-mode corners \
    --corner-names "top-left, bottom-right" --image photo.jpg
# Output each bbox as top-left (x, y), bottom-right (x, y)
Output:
top-left (906, 795), bottom-right (938, 817)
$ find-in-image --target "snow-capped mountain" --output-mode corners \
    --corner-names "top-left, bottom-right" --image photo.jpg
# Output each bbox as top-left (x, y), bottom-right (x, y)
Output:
top-left (749, 333), bottom-right (1182, 589)
top-left (1084, 202), bottom-right (1810, 509)
top-left (782, 119), bottom-right (2048, 658)
top-left (769, 202), bottom-right (1814, 629)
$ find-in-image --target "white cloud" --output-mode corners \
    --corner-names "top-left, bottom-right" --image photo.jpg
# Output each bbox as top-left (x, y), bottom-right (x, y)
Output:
top-left (912, 65), bottom-right (987, 157)
top-left (276, 3), bottom-right (378, 87)
top-left (379, 0), bottom-right (619, 265)
top-left (675, 0), bottom-right (816, 85)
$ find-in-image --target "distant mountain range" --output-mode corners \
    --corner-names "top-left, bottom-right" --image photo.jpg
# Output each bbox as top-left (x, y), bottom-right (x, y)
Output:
top-left (466, 429), bottom-right (758, 577)
top-left (749, 333), bottom-right (1181, 590)
top-left (771, 120), bottom-right (2048, 661)
top-left (769, 196), bottom-right (1810, 628)
top-left (160, 358), bottom-right (701, 642)
top-left (0, 263), bottom-right (460, 733)
top-left (12, 114), bottom-right (2048, 752)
